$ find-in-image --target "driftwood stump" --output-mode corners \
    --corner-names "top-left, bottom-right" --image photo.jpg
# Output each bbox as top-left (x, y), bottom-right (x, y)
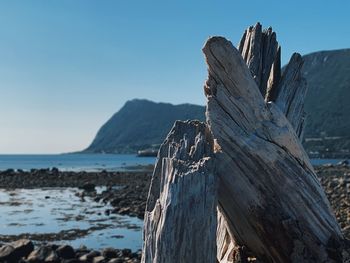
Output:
top-left (204, 33), bottom-right (343, 262)
top-left (142, 23), bottom-right (344, 263)
top-left (216, 23), bottom-right (310, 263)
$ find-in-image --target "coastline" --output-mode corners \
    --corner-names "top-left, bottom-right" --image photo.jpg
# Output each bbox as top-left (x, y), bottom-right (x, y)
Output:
top-left (0, 164), bottom-right (349, 262)
top-left (0, 167), bottom-right (153, 262)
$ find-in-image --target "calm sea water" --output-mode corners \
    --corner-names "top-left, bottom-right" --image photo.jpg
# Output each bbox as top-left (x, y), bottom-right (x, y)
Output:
top-left (0, 154), bottom-right (156, 172)
top-left (0, 154), bottom-right (345, 171)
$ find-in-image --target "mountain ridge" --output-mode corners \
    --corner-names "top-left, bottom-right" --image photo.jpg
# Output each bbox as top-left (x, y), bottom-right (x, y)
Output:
top-left (83, 99), bottom-right (205, 154)
top-left (83, 49), bottom-right (350, 158)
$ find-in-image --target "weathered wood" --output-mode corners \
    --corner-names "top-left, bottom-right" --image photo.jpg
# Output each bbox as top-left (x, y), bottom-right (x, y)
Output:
top-left (266, 46), bottom-right (281, 102)
top-left (217, 209), bottom-right (251, 263)
top-left (142, 120), bottom-right (217, 263)
top-left (217, 209), bottom-right (236, 263)
top-left (268, 53), bottom-right (307, 138)
top-left (203, 36), bottom-right (343, 262)
top-left (238, 23), bottom-right (307, 139)
top-left (218, 25), bottom-right (308, 263)
top-left (238, 23), bottom-right (279, 97)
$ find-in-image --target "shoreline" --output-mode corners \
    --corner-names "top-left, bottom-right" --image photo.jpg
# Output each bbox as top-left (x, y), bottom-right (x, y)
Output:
top-left (0, 166), bottom-right (153, 189)
top-left (0, 169), bottom-right (153, 262)
top-left (0, 164), bottom-right (349, 262)
top-left (0, 240), bottom-right (141, 262)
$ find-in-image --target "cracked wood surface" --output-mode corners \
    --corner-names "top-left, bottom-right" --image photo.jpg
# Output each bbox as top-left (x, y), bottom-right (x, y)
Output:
top-left (204, 36), bottom-right (343, 262)
top-left (141, 120), bottom-right (217, 263)
top-left (216, 24), bottom-right (311, 263)
top-left (238, 23), bottom-right (307, 139)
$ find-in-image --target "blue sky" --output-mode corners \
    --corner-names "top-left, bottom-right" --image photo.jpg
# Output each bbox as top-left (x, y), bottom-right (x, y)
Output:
top-left (0, 1), bottom-right (349, 154)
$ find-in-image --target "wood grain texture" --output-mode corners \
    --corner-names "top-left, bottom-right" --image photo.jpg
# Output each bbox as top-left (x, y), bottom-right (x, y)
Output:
top-left (203, 36), bottom-right (343, 262)
top-left (142, 120), bottom-right (217, 263)
top-left (238, 23), bottom-right (278, 98)
top-left (217, 25), bottom-right (309, 262)
top-left (217, 208), bottom-right (251, 263)
top-left (270, 53), bottom-right (307, 139)
top-left (238, 23), bottom-right (307, 139)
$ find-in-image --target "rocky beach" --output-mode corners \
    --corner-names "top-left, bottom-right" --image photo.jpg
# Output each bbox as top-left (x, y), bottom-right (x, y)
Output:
top-left (0, 162), bottom-right (349, 262)
top-left (0, 167), bottom-right (152, 263)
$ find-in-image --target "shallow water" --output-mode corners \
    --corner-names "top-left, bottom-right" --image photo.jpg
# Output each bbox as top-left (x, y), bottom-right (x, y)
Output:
top-left (310, 158), bottom-right (347, 166)
top-left (0, 187), bottom-right (143, 250)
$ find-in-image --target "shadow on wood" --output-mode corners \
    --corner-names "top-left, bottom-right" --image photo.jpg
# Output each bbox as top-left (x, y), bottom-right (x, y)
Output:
top-left (142, 120), bottom-right (217, 263)
top-left (142, 23), bottom-right (344, 263)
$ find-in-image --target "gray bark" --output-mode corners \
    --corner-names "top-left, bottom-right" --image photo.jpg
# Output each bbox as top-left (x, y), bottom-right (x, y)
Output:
top-left (217, 24), bottom-right (309, 262)
top-left (268, 53), bottom-right (307, 138)
top-left (203, 35), bottom-right (343, 262)
top-left (238, 23), bottom-right (307, 139)
top-left (238, 23), bottom-right (279, 98)
top-left (142, 120), bottom-right (217, 263)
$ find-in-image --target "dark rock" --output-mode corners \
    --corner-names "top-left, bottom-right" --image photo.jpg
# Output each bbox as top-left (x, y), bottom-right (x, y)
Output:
top-left (79, 250), bottom-right (101, 261)
top-left (11, 239), bottom-right (34, 259)
top-left (118, 207), bottom-right (130, 215)
top-left (0, 245), bottom-right (15, 261)
top-left (0, 239), bottom-right (34, 262)
top-left (75, 246), bottom-right (89, 258)
top-left (92, 256), bottom-right (105, 263)
top-left (27, 245), bottom-right (56, 262)
top-left (62, 259), bottom-right (80, 263)
top-left (110, 198), bottom-right (122, 206)
top-left (107, 259), bottom-right (123, 263)
top-left (56, 244), bottom-right (75, 259)
top-left (121, 248), bottom-right (131, 257)
top-left (111, 235), bottom-right (124, 239)
top-left (102, 248), bottom-right (118, 259)
top-left (51, 167), bottom-right (59, 174)
top-left (81, 183), bottom-right (96, 192)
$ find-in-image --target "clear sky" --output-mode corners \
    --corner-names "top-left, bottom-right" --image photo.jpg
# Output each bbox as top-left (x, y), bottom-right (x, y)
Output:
top-left (0, 0), bottom-right (349, 154)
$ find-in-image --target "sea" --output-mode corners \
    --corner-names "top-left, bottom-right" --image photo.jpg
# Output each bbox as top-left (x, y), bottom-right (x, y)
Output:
top-left (0, 154), bottom-right (156, 172)
top-left (0, 154), bottom-right (345, 172)
top-left (0, 154), bottom-right (342, 171)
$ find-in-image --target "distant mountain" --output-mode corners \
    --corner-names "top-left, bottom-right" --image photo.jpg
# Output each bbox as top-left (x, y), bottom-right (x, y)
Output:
top-left (302, 49), bottom-right (350, 137)
top-left (302, 49), bottom-right (350, 158)
top-left (83, 99), bottom-right (205, 154)
top-left (84, 49), bottom-right (350, 158)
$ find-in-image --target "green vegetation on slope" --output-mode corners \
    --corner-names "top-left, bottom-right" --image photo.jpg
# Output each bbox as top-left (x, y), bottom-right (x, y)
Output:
top-left (84, 99), bottom-right (205, 154)
top-left (302, 49), bottom-right (350, 157)
top-left (302, 49), bottom-right (350, 137)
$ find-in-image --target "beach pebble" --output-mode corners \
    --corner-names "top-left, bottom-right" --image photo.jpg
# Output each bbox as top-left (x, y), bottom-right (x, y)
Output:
top-left (102, 247), bottom-right (118, 259)
top-left (27, 245), bottom-right (57, 262)
top-left (56, 244), bottom-right (75, 259)
top-left (93, 255), bottom-right (106, 263)
top-left (0, 239), bottom-right (34, 262)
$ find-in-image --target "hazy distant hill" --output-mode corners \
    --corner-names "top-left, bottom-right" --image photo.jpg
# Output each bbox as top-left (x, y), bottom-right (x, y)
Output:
top-left (302, 49), bottom-right (350, 137)
top-left (84, 49), bottom-right (350, 157)
top-left (83, 99), bottom-right (205, 154)
top-left (302, 49), bottom-right (350, 157)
